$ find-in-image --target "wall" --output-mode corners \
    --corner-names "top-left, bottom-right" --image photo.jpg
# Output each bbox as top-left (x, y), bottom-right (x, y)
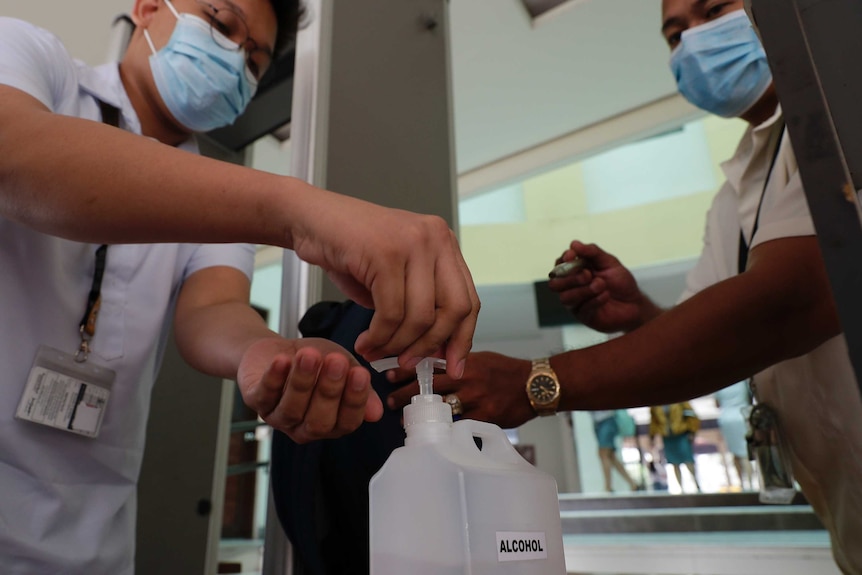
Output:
top-left (460, 115), bottom-right (748, 287)
top-left (449, 0), bottom-right (677, 172)
top-left (0, 1), bottom-right (126, 66)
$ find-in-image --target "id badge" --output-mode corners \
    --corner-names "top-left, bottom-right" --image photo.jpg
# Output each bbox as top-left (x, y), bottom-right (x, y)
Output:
top-left (16, 345), bottom-right (115, 438)
top-left (744, 403), bottom-right (796, 504)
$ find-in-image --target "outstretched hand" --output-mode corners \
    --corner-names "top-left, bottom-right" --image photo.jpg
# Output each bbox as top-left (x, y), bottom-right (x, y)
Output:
top-left (548, 240), bottom-right (657, 333)
top-left (289, 187), bottom-right (480, 379)
top-left (385, 351), bottom-right (535, 429)
top-left (236, 337), bottom-right (383, 444)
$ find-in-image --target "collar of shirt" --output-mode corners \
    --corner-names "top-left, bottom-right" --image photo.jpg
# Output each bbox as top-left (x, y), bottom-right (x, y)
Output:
top-left (719, 104), bottom-right (783, 197)
top-left (76, 61), bottom-right (197, 154)
top-left (77, 61), bottom-right (141, 134)
top-left (719, 104), bottom-right (784, 242)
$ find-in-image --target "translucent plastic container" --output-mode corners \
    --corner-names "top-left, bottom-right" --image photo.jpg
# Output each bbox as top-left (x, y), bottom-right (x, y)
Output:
top-left (368, 358), bottom-right (566, 574)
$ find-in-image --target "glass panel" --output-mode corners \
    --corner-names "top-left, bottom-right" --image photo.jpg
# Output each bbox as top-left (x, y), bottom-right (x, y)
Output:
top-left (581, 122), bottom-right (718, 214)
top-left (250, 264), bottom-right (283, 332)
top-left (459, 182), bottom-right (527, 225)
top-left (459, 115), bottom-right (747, 285)
top-left (458, 115), bottom-right (757, 501)
top-left (217, 136), bottom-right (291, 575)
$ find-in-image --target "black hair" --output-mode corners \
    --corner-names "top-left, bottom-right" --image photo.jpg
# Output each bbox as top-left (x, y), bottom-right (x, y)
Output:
top-left (270, 0), bottom-right (304, 55)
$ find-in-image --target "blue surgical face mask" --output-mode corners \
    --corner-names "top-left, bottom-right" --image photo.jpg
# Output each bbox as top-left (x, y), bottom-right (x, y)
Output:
top-left (144, 0), bottom-right (256, 132)
top-left (669, 10), bottom-right (772, 118)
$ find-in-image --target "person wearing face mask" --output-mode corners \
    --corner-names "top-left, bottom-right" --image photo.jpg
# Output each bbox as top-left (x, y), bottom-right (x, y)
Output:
top-left (143, 0), bottom-right (260, 132)
top-left (386, 2), bottom-right (861, 572)
top-left (0, 1), bottom-right (479, 573)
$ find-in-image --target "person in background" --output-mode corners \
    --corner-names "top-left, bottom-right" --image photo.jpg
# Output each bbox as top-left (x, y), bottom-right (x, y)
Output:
top-left (387, 1), bottom-right (861, 572)
top-left (714, 380), bottom-right (754, 490)
top-left (591, 410), bottom-right (640, 493)
top-left (649, 402), bottom-right (701, 493)
top-left (647, 458), bottom-right (670, 492)
top-left (0, 1), bottom-right (478, 572)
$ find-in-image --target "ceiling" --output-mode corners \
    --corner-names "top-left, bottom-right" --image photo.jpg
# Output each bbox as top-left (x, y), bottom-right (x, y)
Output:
top-left (449, 0), bottom-right (679, 172)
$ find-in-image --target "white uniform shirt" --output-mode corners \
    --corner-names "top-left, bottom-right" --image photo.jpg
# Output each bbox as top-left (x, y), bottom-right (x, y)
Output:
top-left (0, 18), bottom-right (255, 574)
top-left (682, 107), bottom-right (862, 574)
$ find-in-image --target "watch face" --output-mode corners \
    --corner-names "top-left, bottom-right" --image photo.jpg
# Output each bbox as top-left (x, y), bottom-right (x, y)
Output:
top-left (529, 374), bottom-right (558, 405)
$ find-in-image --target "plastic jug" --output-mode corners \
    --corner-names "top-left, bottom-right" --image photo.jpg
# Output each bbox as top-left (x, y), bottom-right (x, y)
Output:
top-left (368, 358), bottom-right (566, 574)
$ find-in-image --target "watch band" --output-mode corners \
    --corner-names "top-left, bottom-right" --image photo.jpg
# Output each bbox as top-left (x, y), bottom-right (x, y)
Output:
top-left (532, 357), bottom-right (552, 370)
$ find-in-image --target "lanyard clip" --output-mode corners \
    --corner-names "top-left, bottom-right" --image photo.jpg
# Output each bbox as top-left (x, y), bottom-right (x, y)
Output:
top-left (77, 244), bottom-right (108, 363)
top-left (75, 325), bottom-right (92, 363)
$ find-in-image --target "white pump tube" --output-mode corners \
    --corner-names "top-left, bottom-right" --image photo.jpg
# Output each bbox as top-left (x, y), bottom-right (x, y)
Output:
top-left (371, 357), bottom-right (452, 444)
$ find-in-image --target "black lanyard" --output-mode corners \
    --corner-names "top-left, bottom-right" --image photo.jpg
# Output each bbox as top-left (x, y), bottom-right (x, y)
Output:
top-left (737, 122), bottom-right (786, 275)
top-left (75, 100), bottom-right (120, 362)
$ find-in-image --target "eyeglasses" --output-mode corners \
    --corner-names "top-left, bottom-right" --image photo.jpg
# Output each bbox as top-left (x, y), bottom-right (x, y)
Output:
top-left (194, 0), bottom-right (272, 83)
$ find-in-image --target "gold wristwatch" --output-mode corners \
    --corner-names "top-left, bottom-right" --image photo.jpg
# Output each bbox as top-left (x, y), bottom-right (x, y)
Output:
top-left (525, 357), bottom-right (561, 417)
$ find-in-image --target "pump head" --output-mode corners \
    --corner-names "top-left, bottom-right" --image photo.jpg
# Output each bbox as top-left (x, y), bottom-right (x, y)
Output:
top-left (370, 357), bottom-right (452, 434)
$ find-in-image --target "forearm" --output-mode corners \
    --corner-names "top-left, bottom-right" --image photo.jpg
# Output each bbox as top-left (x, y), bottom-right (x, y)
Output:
top-left (637, 295), bottom-right (665, 327)
top-left (170, 266), bottom-right (280, 379)
top-left (174, 295), bottom-right (385, 441)
top-left (0, 91), bottom-right (314, 247)
top-left (175, 299), bottom-right (279, 379)
top-left (555, 239), bottom-right (840, 409)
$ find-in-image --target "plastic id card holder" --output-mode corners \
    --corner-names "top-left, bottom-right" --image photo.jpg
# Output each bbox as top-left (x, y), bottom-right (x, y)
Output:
top-left (16, 345), bottom-right (115, 438)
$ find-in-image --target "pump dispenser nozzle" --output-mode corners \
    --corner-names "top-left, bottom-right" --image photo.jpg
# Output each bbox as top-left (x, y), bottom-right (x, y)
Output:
top-left (371, 357), bottom-right (452, 444)
top-left (415, 357), bottom-right (447, 396)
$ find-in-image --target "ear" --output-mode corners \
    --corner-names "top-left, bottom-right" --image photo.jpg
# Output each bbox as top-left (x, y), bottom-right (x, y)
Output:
top-left (130, 0), bottom-right (161, 28)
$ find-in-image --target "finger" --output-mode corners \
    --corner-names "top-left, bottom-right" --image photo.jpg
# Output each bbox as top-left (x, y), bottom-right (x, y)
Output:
top-left (570, 240), bottom-right (596, 256)
top-left (247, 353), bottom-right (292, 417)
top-left (266, 347), bottom-right (321, 429)
top-left (295, 352), bottom-right (351, 440)
top-left (441, 234), bottom-right (480, 379)
top-left (385, 370), bottom-right (461, 410)
top-left (329, 366), bottom-right (375, 435)
top-left (358, 367), bottom-right (383, 423)
top-left (590, 276), bottom-right (608, 294)
top-left (569, 242), bottom-right (607, 265)
top-left (354, 249), bottom-right (408, 360)
top-left (385, 367), bottom-right (417, 383)
top-left (371, 239), bottom-right (438, 363)
top-left (554, 251), bottom-right (568, 266)
top-left (572, 241), bottom-right (620, 270)
top-left (396, 232), bottom-right (476, 378)
top-left (360, 225), bottom-right (471, 371)
top-left (577, 290), bottom-right (611, 321)
top-left (557, 275), bottom-right (606, 307)
top-left (548, 269), bottom-right (593, 292)
top-left (354, 216), bottom-right (452, 365)
top-left (557, 283), bottom-right (601, 309)
top-left (563, 244), bottom-right (581, 266)
top-left (364, 385), bottom-right (384, 423)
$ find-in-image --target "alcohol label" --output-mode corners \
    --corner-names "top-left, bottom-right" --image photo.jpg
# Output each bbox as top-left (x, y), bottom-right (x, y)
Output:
top-left (496, 531), bottom-right (548, 562)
